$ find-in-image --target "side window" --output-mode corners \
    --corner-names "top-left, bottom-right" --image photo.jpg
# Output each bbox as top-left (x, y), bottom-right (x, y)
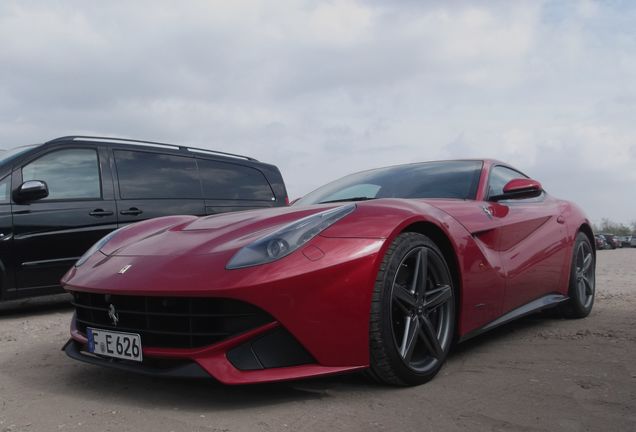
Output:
top-left (198, 159), bottom-right (275, 201)
top-left (114, 150), bottom-right (200, 199)
top-left (22, 149), bottom-right (101, 200)
top-left (0, 175), bottom-right (9, 203)
top-left (487, 166), bottom-right (527, 199)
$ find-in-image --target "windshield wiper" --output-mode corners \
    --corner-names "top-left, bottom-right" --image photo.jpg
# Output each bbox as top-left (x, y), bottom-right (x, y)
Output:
top-left (319, 197), bottom-right (375, 204)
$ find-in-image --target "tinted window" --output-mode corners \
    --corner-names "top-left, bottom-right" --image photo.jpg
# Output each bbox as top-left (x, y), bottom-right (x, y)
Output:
top-left (22, 149), bottom-right (101, 200)
top-left (0, 175), bottom-right (8, 203)
top-left (115, 150), bottom-right (200, 199)
top-left (296, 161), bottom-right (483, 205)
top-left (198, 159), bottom-right (274, 201)
top-left (487, 166), bottom-right (527, 198)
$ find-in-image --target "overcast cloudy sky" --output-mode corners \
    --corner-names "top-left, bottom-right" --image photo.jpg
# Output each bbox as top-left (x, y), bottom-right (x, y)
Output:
top-left (1, 1), bottom-right (635, 224)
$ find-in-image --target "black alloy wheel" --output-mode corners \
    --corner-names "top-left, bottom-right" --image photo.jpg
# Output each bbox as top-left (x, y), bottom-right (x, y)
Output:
top-left (561, 232), bottom-right (595, 318)
top-left (369, 232), bottom-right (455, 386)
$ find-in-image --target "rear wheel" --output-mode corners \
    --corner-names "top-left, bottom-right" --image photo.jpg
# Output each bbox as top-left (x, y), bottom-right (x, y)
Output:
top-left (369, 232), bottom-right (455, 386)
top-left (561, 232), bottom-right (595, 318)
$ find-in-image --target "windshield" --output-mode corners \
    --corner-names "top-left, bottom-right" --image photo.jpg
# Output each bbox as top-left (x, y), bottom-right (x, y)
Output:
top-left (296, 160), bottom-right (483, 206)
top-left (0, 144), bottom-right (39, 166)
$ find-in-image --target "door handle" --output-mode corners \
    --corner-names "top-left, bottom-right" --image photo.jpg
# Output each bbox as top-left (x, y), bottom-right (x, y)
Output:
top-left (557, 215), bottom-right (565, 224)
top-left (89, 209), bottom-right (114, 217)
top-left (120, 208), bottom-right (143, 216)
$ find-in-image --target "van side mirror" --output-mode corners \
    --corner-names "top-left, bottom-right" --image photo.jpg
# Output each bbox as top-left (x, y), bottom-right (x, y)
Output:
top-left (490, 178), bottom-right (542, 201)
top-left (14, 180), bottom-right (49, 203)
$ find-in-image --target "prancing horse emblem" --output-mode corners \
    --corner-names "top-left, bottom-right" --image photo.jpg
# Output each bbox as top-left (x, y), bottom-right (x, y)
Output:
top-left (108, 304), bottom-right (119, 326)
top-left (118, 264), bottom-right (132, 274)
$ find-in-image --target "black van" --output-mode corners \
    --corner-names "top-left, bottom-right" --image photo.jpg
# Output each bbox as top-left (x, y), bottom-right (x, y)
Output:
top-left (0, 136), bottom-right (288, 302)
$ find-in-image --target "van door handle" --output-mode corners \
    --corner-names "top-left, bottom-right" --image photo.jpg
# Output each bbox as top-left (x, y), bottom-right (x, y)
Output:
top-left (120, 208), bottom-right (143, 216)
top-left (89, 209), bottom-right (114, 217)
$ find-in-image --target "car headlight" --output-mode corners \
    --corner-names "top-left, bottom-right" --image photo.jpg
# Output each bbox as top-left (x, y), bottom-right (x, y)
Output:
top-left (226, 204), bottom-right (356, 269)
top-left (75, 228), bottom-right (122, 267)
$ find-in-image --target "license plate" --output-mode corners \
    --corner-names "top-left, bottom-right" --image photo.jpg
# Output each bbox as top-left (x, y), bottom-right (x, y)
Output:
top-left (87, 327), bottom-right (143, 362)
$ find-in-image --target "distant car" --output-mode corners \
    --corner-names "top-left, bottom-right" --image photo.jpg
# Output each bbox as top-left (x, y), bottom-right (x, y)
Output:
top-left (631, 235), bottom-right (636, 248)
top-left (619, 236), bottom-right (632, 247)
top-left (62, 159), bottom-right (596, 386)
top-left (595, 235), bottom-right (608, 250)
top-left (598, 234), bottom-right (620, 249)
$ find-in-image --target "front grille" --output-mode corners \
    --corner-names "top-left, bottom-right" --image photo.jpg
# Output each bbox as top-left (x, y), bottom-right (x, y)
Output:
top-left (71, 291), bottom-right (274, 349)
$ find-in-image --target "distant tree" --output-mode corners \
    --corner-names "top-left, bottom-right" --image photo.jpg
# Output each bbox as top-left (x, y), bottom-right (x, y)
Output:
top-left (595, 218), bottom-right (631, 235)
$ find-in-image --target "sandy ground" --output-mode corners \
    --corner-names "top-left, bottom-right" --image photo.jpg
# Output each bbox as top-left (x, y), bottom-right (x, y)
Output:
top-left (0, 249), bottom-right (635, 432)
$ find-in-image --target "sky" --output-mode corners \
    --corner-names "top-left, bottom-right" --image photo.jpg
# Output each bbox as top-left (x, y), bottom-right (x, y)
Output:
top-left (1, 1), bottom-right (635, 225)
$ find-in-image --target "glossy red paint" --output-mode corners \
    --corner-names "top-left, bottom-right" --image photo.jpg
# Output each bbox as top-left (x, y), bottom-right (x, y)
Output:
top-left (62, 159), bottom-right (592, 384)
top-left (502, 178), bottom-right (542, 195)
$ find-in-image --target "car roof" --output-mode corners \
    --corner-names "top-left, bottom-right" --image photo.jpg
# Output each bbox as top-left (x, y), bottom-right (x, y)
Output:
top-left (46, 136), bottom-right (258, 161)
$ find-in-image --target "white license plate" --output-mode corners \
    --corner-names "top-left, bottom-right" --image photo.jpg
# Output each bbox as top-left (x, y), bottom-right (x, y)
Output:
top-left (87, 327), bottom-right (143, 362)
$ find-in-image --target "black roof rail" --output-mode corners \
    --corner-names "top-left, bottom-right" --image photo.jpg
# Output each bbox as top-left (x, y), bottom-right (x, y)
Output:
top-left (46, 136), bottom-right (258, 161)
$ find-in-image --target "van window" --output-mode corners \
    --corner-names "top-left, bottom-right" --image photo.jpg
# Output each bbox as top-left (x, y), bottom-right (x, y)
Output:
top-left (198, 159), bottom-right (274, 201)
top-left (114, 150), bottom-right (200, 199)
top-left (22, 149), bottom-right (101, 200)
top-left (0, 175), bottom-right (9, 203)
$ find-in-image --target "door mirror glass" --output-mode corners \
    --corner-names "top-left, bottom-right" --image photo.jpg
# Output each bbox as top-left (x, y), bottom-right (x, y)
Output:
top-left (14, 180), bottom-right (49, 203)
top-left (491, 178), bottom-right (542, 201)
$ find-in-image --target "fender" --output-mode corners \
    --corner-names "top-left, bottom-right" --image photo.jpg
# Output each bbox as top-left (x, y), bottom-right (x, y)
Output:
top-left (322, 199), bottom-right (506, 337)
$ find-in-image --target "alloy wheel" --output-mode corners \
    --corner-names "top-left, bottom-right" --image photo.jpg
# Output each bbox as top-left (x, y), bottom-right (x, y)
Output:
top-left (390, 246), bottom-right (453, 373)
top-left (575, 240), bottom-right (595, 308)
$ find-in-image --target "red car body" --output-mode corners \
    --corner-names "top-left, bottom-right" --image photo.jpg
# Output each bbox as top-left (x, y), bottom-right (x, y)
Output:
top-left (62, 159), bottom-right (593, 384)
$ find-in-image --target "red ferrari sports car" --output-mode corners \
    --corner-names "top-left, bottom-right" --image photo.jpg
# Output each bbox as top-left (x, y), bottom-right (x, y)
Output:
top-left (62, 159), bottom-right (595, 386)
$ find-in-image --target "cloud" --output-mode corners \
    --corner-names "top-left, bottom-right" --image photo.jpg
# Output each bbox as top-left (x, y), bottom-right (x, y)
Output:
top-left (0, 0), bottom-right (635, 224)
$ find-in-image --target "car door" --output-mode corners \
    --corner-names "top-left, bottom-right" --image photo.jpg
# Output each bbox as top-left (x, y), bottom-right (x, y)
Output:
top-left (112, 148), bottom-right (205, 226)
top-left (11, 146), bottom-right (118, 292)
top-left (484, 165), bottom-right (569, 313)
top-left (0, 174), bottom-right (15, 297)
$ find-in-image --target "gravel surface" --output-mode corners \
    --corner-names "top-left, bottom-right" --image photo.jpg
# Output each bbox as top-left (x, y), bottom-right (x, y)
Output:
top-left (1, 249), bottom-right (635, 432)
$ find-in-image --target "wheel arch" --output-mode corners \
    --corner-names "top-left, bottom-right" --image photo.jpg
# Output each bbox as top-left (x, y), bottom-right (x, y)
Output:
top-left (400, 221), bottom-right (462, 336)
top-left (578, 223), bottom-right (596, 254)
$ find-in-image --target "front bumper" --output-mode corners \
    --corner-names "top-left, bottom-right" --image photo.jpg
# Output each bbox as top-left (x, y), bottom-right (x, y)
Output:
top-left (62, 339), bottom-right (210, 378)
top-left (65, 317), bottom-right (364, 384)
top-left (62, 236), bottom-right (384, 383)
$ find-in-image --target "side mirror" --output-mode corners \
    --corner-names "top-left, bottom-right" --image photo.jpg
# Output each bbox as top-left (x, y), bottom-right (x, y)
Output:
top-left (491, 178), bottom-right (542, 201)
top-left (13, 180), bottom-right (49, 203)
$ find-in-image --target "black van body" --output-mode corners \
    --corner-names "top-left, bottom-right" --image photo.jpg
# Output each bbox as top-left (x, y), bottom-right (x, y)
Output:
top-left (0, 136), bottom-right (288, 301)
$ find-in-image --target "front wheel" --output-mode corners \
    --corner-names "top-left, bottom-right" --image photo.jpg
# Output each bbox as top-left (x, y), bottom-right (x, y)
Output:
top-left (560, 232), bottom-right (595, 319)
top-left (368, 232), bottom-right (455, 386)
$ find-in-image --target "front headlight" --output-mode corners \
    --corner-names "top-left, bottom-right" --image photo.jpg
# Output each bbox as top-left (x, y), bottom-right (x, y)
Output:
top-left (226, 204), bottom-right (356, 269)
top-left (75, 228), bottom-right (122, 267)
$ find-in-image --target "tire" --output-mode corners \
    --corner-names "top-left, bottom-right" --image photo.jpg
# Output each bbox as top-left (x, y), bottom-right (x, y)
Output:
top-left (560, 232), bottom-right (595, 319)
top-left (368, 232), bottom-right (455, 386)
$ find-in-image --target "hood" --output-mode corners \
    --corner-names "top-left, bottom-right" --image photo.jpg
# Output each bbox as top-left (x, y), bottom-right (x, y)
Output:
top-left (102, 204), bottom-right (345, 257)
